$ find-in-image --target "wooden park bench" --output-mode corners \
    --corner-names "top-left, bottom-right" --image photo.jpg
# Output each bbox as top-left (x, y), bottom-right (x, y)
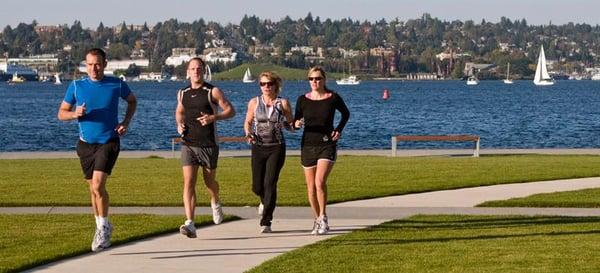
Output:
top-left (171, 136), bottom-right (246, 157)
top-left (391, 135), bottom-right (480, 157)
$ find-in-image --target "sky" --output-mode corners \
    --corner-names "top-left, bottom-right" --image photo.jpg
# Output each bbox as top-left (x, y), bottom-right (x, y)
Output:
top-left (2, 0), bottom-right (599, 28)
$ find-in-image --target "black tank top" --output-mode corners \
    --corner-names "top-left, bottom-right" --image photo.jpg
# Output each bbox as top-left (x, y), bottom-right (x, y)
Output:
top-left (178, 82), bottom-right (217, 147)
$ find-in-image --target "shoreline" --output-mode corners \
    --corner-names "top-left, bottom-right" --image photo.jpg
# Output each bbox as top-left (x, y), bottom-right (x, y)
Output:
top-left (2, 148), bottom-right (600, 159)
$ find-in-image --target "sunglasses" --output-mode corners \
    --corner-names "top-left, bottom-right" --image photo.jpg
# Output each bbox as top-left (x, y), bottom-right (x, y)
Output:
top-left (308, 77), bottom-right (323, 81)
top-left (259, 81), bottom-right (275, 87)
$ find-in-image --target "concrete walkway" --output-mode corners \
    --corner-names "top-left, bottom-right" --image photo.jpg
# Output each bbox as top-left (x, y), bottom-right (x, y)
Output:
top-left (11, 177), bottom-right (600, 273)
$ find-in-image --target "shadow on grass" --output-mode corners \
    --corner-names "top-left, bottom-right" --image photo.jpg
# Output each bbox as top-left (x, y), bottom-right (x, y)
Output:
top-left (322, 216), bottom-right (600, 246)
top-left (362, 215), bottom-right (600, 231)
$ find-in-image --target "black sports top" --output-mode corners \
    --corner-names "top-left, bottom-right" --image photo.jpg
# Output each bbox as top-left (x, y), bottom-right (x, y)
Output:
top-left (178, 82), bottom-right (217, 147)
top-left (294, 92), bottom-right (350, 146)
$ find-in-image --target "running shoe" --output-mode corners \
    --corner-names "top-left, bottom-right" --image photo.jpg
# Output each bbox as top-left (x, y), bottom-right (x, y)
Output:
top-left (311, 219), bottom-right (320, 235)
top-left (212, 203), bottom-right (224, 224)
top-left (317, 216), bottom-right (329, 235)
top-left (92, 223), bottom-right (113, 252)
top-left (260, 225), bottom-right (272, 233)
top-left (179, 222), bottom-right (197, 238)
top-left (91, 228), bottom-right (102, 252)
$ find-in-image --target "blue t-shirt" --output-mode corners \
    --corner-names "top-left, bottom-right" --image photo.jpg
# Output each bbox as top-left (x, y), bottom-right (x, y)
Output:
top-left (63, 76), bottom-right (132, 144)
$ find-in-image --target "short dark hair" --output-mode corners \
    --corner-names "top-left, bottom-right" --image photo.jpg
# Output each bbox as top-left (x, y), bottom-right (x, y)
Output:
top-left (188, 57), bottom-right (206, 68)
top-left (86, 48), bottom-right (107, 63)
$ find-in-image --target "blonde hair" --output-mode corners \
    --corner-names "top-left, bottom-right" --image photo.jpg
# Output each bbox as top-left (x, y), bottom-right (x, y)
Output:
top-left (307, 66), bottom-right (332, 92)
top-left (307, 66), bottom-right (327, 80)
top-left (259, 71), bottom-right (283, 93)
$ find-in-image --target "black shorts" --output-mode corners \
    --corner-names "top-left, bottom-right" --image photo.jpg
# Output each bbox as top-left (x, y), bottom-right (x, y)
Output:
top-left (301, 144), bottom-right (337, 167)
top-left (181, 145), bottom-right (219, 169)
top-left (76, 138), bottom-right (120, 180)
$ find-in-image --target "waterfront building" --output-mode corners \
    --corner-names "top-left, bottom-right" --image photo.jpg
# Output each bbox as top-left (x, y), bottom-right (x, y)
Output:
top-left (165, 48), bottom-right (197, 67)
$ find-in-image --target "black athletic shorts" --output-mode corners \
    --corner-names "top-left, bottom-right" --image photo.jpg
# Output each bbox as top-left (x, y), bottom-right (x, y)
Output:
top-left (76, 138), bottom-right (120, 180)
top-left (301, 144), bottom-right (337, 167)
top-left (181, 145), bottom-right (219, 169)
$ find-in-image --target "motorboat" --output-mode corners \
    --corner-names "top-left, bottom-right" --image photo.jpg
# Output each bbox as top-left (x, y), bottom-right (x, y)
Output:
top-left (466, 76), bottom-right (479, 85)
top-left (336, 75), bottom-right (360, 85)
top-left (7, 72), bottom-right (25, 84)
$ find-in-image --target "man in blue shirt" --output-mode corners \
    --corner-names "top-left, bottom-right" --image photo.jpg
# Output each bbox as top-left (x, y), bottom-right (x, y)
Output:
top-left (57, 48), bottom-right (137, 252)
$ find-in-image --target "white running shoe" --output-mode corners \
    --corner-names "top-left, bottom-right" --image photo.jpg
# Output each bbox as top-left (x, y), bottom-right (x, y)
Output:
top-left (179, 222), bottom-right (197, 238)
top-left (92, 223), bottom-right (113, 252)
top-left (212, 203), bottom-right (224, 224)
top-left (260, 225), bottom-right (272, 233)
top-left (91, 228), bottom-right (102, 252)
top-left (258, 202), bottom-right (264, 216)
top-left (311, 220), bottom-right (320, 235)
top-left (317, 216), bottom-right (329, 235)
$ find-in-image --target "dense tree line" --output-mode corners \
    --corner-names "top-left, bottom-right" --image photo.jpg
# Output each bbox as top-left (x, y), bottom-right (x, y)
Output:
top-left (2, 14), bottom-right (600, 77)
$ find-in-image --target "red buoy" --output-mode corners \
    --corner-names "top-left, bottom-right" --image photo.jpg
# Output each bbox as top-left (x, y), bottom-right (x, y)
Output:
top-left (382, 89), bottom-right (390, 100)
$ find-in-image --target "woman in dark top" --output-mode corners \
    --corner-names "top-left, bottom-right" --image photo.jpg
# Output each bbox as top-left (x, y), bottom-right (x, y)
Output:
top-left (294, 66), bottom-right (350, 235)
top-left (244, 71), bottom-right (294, 233)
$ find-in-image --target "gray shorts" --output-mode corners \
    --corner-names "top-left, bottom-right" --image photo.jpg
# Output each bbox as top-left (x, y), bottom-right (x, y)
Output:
top-left (181, 145), bottom-right (219, 169)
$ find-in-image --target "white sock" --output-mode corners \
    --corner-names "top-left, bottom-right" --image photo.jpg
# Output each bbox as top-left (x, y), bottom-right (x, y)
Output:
top-left (185, 219), bottom-right (194, 226)
top-left (95, 216), bottom-right (100, 227)
top-left (98, 217), bottom-right (109, 229)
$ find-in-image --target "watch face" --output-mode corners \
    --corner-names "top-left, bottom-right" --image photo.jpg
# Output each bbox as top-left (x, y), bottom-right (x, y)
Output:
top-left (323, 135), bottom-right (329, 142)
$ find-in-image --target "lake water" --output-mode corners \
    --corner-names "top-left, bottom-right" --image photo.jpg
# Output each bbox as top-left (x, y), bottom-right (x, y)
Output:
top-left (1, 80), bottom-right (600, 152)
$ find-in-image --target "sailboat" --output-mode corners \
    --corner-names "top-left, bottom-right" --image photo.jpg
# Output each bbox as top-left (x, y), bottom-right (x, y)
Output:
top-left (503, 63), bottom-right (514, 84)
top-left (533, 45), bottom-right (554, 86)
top-left (242, 67), bottom-right (255, 83)
top-left (204, 64), bottom-right (212, 82)
top-left (54, 73), bottom-right (62, 85)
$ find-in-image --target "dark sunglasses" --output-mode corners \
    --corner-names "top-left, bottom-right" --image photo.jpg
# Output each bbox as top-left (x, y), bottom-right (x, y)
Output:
top-left (308, 77), bottom-right (323, 81)
top-left (259, 81), bottom-right (275, 87)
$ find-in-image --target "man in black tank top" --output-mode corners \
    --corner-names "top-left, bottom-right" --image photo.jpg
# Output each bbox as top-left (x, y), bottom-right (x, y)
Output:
top-left (175, 57), bottom-right (235, 238)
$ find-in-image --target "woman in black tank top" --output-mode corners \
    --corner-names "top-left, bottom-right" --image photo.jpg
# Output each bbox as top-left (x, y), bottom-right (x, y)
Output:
top-left (243, 71), bottom-right (294, 233)
top-left (293, 66), bottom-right (350, 235)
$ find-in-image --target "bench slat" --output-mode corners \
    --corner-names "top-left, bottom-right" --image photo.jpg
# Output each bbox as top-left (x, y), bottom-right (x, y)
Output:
top-left (395, 135), bottom-right (479, 142)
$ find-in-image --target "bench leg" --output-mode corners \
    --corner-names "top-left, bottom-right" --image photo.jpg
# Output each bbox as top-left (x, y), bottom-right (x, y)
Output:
top-left (473, 139), bottom-right (480, 158)
top-left (391, 137), bottom-right (397, 157)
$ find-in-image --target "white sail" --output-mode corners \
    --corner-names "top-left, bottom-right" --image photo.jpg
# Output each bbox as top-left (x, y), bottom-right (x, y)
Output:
top-left (54, 73), bottom-right (62, 85)
top-left (503, 63), bottom-right (513, 84)
top-left (242, 68), bottom-right (255, 83)
top-left (533, 45), bottom-right (554, 86)
top-left (204, 64), bottom-right (212, 82)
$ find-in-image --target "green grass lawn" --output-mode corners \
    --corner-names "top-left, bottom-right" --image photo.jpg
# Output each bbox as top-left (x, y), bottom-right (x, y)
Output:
top-left (2, 155), bottom-right (600, 206)
top-left (248, 215), bottom-right (600, 273)
top-left (479, 188), bottom-right (600, 208)
top-left (0, 214), bottom-right (234, 273)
